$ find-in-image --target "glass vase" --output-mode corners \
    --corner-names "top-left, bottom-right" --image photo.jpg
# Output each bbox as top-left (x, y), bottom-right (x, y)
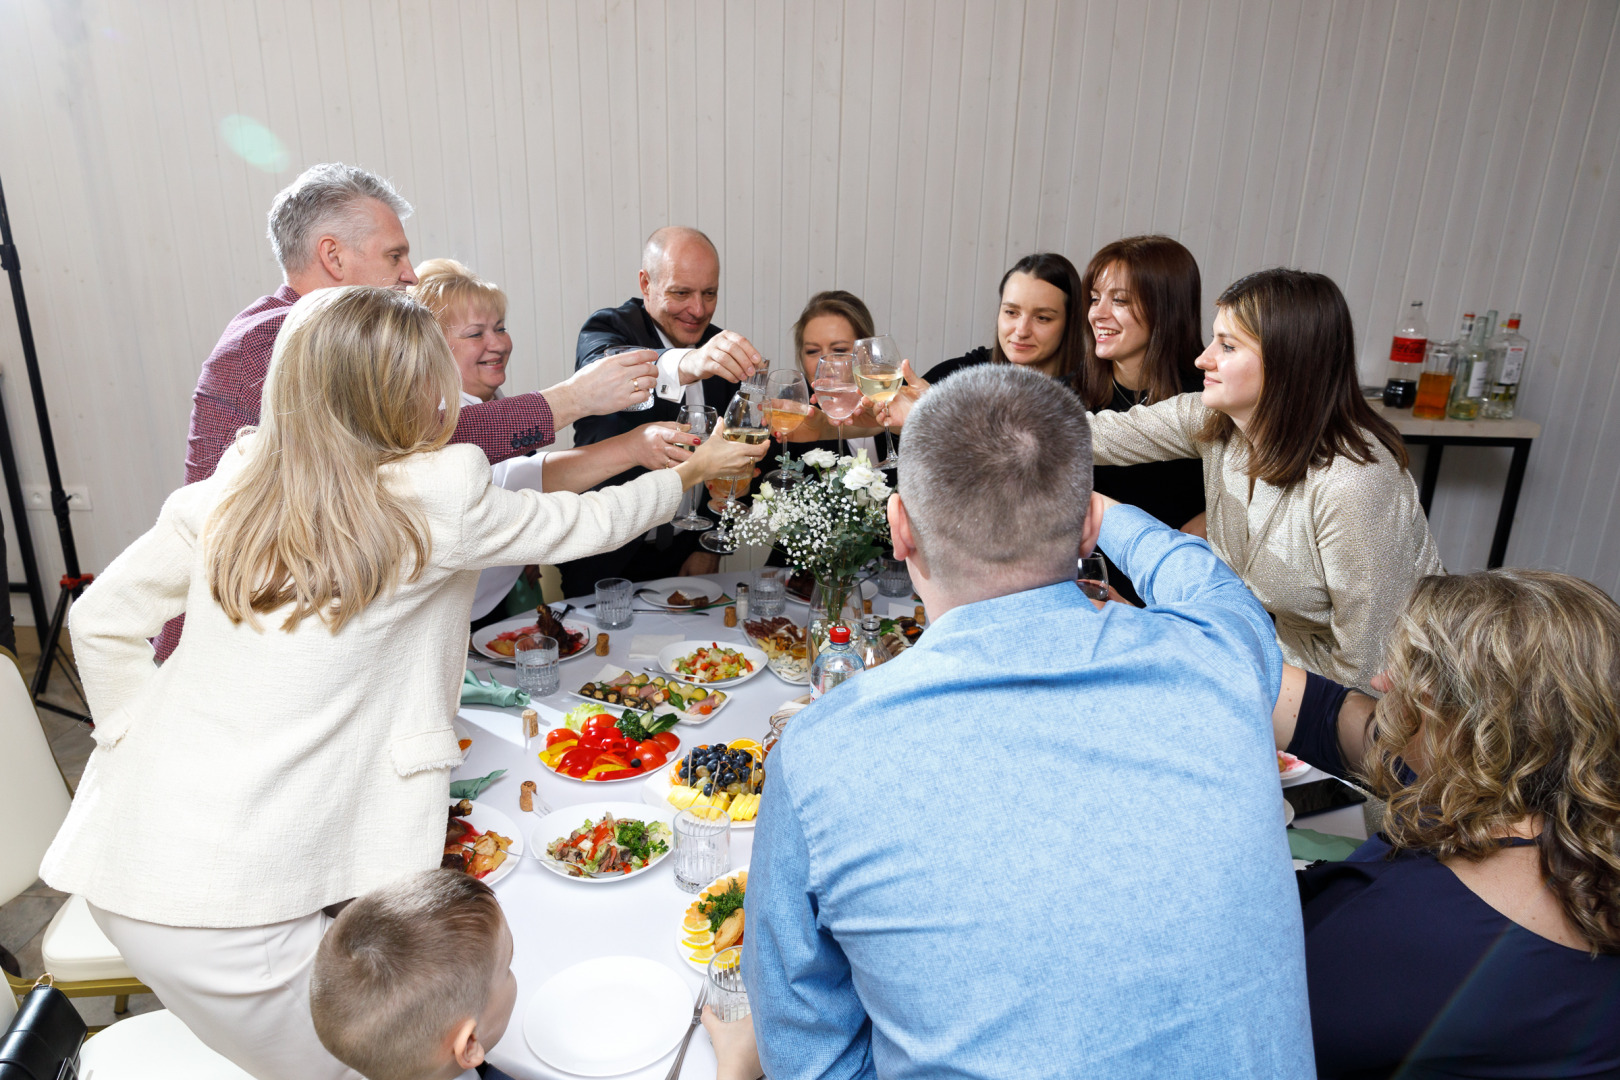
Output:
top-left (806, 575), bottom-right (857, 668)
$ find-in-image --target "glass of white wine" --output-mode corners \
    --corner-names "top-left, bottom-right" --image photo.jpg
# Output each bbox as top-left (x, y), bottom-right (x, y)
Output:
top-left (671, 405), bottom-right (717, 532)
top-left (854, 335), bottom-right (902, 467)
top-left (700, 391), bottom-right (769, 554)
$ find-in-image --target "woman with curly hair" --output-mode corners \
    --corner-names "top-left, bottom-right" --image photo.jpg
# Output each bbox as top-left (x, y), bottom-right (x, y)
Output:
top-left (1272, 569), bottom-right (1620, 1077)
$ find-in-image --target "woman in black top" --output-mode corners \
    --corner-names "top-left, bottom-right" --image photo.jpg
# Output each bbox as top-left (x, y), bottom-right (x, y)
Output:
top-left (1271, 569), bottom-right (1620, 1079)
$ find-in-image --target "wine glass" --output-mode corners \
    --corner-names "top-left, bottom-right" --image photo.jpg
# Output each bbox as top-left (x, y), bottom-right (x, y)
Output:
top-left (811, 354), bottom-right (860, 460)
top-left (700, 391), bottom-right (768, 554)
top-left (671, 404), bottom-right (718, 532)
top-left (854, 335), bottom-right (903, 467)
top-left (763, 369), bottom-right (812, 481)
top-left (1077, 555), bottom-right (1110, 605)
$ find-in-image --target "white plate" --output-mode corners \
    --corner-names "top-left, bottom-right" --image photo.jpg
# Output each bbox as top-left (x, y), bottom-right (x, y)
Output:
top-left (523, 955), bottom-right (691, 1076)
top-left (785, 576), bottom-right (879, 608)
top-left (471, 614), bottom-right (593, 665)
top-left (674, 864), bottom-right (750, 970)
top-left (529, 802), bottom-right (676, 883)
top-left (568, 664), bottom-right (731, 725)
top-left (449, 801), bottom-right (524, 887)
top-left (1277, 752), bottom-right (1313, 785)
top-left (452, 717), bottom-right (472, 758)
top-left (539, 729), bottom-right (683, 785)
top-left (641, 759), bottom-right (758, 831)
top-left (638, 576), bottom-right (726, 610)
top-left (1284, 799), bottom-right (1297, 828)
top-left (657, 640), bottom-right (769, 689)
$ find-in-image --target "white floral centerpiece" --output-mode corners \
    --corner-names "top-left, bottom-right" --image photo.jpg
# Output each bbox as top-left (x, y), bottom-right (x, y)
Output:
top-left (721, 448), bottom-right (892, 641)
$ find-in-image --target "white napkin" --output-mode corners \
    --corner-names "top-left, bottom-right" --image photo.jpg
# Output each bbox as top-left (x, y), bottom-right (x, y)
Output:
top-left (628, 634), bottom-right (684, 662)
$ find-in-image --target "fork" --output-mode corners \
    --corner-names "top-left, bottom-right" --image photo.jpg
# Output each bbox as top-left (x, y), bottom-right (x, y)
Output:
top-left (664, 982), bottom-right (709, 1080)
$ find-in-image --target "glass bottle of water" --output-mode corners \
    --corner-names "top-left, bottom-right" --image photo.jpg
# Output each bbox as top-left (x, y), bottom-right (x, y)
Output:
top-left (810, 625), bottom-right (864, 699)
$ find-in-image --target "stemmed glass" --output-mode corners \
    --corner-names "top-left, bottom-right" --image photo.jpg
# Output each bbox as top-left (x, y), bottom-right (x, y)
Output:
top-left (811, 354), bottom-right (860, 460)
top-left (854, 335), bottom-right (903, 467)
top-left (1077, 555), bottom-right (1110, 605)
top-left (699, 391), bottom-right (768, 554)
top-left (671, 404), bottom-right (717, 532)
top-left (763, 368), bottom-right (812, 481)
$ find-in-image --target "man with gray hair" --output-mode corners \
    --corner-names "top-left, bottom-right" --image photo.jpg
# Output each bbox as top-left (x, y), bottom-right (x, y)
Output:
top-left (745, 364), bottom-right (1315, 1078)
top-left (162, 163), bottom-right (653, 660)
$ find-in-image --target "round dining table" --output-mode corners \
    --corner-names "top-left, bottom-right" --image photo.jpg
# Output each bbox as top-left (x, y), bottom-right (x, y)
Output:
top-left (461, 571), bottom-right (873, 1080)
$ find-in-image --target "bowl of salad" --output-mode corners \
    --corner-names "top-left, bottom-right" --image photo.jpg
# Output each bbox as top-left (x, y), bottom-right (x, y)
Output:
top-left (656, 640), bottom-right (769, 688)
top-left (532, 802), bottom-right (676, 883)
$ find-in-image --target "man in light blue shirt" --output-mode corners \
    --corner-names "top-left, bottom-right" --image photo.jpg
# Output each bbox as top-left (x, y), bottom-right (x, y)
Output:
top-left (745, 365), bottom-right (1313, 1079)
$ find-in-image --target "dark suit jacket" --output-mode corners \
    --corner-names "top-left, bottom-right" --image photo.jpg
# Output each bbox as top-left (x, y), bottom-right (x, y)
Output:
top-left (560, 297), bottom-right (739, 595)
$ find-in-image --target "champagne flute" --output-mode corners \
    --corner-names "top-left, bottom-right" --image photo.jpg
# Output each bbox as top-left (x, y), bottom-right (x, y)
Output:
top-left (671, 404), bottom-right (718, 532)
top-left (854, 335), bottom-right (903, 467)
top-left (811, 354), bottom-right (860, 460)
top-left (700, 391), bottom-right (769, 554)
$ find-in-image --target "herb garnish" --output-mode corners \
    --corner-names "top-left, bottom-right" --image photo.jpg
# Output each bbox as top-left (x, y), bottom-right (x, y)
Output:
top-left (615, 709), bottom-right (679, 742)
top-left (698, 880), bottom-right (746, 933)
top-left (614, 819), bottom-right (668, 862)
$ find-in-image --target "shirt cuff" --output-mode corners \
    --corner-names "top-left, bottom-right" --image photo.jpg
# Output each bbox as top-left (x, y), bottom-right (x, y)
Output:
top-left (656, 350), bottom-right (694, 401)
top-left (1095, 502), bottom-right (1161, 566)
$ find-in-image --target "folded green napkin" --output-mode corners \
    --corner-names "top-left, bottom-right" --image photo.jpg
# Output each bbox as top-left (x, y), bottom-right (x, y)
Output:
top-left (1288, 827), bottom-right (1363, 864)
top-left (450, 769), bottom-right (505, 800)
top-left (461, 669), bottom-right (530, 708)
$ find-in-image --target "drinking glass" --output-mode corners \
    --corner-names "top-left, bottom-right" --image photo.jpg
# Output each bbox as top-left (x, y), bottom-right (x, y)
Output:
top-left (607, 345), bottom-right (657, 411)
top-left (1077, 555), bottom-right (1110, 604)
top-left (595, 577), bottom-right (635, 629)
top-left (672, 405), bottom-right (718, 532)
top-left (514, 634), bottom-right (560, 697)
top-left (700, 391), bottom-right (768, 554)
top-left (854, 335), bottom-right (902, 467)
top-left (673, 806), bottom-right (730, 893)
top-left (707, 947), bottom-right (750, 1022)
top-left (763, 368), bottom-right (813, 449)
top-left (752, 568), bottom-right (787, 618)
top-left (811, 354), bottom-right (860, 459)
top-left (876, 556), bottom-right (912, 598)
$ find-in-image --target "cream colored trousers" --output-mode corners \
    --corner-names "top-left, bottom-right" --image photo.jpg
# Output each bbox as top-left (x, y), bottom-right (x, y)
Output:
top-left (89, 904), bottom-right (362, 1080)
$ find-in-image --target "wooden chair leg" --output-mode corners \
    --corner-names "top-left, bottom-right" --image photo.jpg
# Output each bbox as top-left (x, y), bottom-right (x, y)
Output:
top-left (113, 993), bottom-right (129, 1015)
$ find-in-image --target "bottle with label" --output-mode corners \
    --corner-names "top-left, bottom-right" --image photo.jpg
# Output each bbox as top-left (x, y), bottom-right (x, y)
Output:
top-left (1448, 309), bottom-right (1495, 420)
top-left (1482, 314), bottom-right (1528, 419)
top-left (809, 625), bottom-right (864, 699)
top-left (1382, 300), bottom-right (1429, 408)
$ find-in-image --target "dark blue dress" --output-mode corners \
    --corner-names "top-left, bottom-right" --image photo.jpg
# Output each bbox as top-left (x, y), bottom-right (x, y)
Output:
top-left (1288, 673), bottom-right (1620, 1078)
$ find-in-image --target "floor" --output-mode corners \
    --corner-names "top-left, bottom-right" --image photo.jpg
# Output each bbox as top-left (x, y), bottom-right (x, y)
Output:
top-left (2, 626), bottom-right (164, 1026)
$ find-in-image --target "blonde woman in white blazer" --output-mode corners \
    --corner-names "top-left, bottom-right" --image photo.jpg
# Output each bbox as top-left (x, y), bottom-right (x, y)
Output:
top-left (1088, 269), bottom-right (1442, 692)
top-left (39, 287), bottom-right (766, 1080)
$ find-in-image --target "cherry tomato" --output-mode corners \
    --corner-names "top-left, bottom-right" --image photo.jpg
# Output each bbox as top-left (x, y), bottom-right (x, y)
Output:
top-left (635, 741), bottom-right (668, 768)
top-left (545, 728), bottom-right (578, 748)
top-left (651, 731), bottom-right (681, 752)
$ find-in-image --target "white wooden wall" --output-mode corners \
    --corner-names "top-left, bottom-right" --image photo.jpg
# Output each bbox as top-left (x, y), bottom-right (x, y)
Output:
top-left (1, 0), bottom-right (1618, 616)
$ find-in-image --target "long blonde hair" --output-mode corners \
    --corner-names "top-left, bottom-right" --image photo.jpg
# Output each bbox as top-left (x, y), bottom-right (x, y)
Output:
top-left (206, 286), bottom-right (461, 633)
top-left (1369, 569), bottom-right (1620, 953)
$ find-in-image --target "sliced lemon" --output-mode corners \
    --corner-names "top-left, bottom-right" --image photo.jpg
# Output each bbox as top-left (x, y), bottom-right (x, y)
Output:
top-left (682, 912), bottom-right (708, 932)
top-left (683, 929), bottom-right (714, 947)
top-left (688, 946), bottom-right (714, 962)
top-left (710, 949), bottom-right (741, 971)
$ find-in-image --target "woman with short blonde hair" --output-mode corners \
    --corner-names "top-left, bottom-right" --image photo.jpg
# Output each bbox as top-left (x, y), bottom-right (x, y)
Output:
top-left (39, 286), bottom-right (765, 1080)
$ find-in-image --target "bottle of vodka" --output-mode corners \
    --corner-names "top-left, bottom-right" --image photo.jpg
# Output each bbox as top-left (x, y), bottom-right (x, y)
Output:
top-left (1482, 314), bottom-right (1529, 419)
top-left (1447, 309), bottom-right (1495, 420)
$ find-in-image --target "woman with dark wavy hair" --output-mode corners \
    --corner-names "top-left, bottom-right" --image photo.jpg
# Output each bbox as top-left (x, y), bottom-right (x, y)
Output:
top-left (1086, 268), bottom-right (1441, 690)
top-left (1272, 569), bottom-right (1620, 1077)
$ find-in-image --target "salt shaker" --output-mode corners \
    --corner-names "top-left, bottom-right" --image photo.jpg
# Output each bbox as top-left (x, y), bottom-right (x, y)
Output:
top-left (736, 583), bottom-right (749, 620)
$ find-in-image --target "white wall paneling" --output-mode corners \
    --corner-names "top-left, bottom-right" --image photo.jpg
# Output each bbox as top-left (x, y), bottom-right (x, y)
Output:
top-left (1, 0), bottom-right (1618, 613)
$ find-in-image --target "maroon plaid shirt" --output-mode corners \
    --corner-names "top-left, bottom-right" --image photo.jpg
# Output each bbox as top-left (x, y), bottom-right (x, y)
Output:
top-left (156, 284), bottom-right (556, 660)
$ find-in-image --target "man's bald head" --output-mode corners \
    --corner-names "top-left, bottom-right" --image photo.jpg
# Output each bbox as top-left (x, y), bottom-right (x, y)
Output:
top-left (639, 227), bottom-right (721, 346)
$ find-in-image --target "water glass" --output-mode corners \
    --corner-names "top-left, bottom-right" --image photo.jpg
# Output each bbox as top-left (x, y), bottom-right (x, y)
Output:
top-left (1077, 555), bottom-right (1110, 604)
top-left (606, 345), bottom-right (657, 411)
top-left (514, 635), bottom-right (560, 697)
top-left (672, 806), bottom-right (730, 893)
top-left (707, 946), bottom-right (750, 1022)
top-left (595, 577), bottom-right (635, 629)
top-left (752, 569), bottom-right (787, 618)
top-left (876, 556), bottom-right (912, 598)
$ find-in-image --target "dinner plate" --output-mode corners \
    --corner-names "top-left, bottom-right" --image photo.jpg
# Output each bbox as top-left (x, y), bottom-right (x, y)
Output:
top-left (449, 801), bottom-right (524, 887)
top-left (529, 801), bottom-right (676, 883)
top-left (656, 640), bottom-right (769, 689)
top-left (452, 717), bottom-right (472, 757)
top-left (1283, 799), bottom-right (1297, 828)
top-left (674, 864), bottom-right (750, 970)
top-left (638, 576), bottom-right (726, 610)
top-left (641, 759), bottom-right (758, 831)
top-left (539, 728), bottom-right (682, 785)
top-left (523, 955), bottom-right (691, 1075)
top-left (471, 614), bottom-right (592, 665)
top-left (568, 664), bottom-right (731, 725)
top-left (1277, 751), bottom-right (1313, 784)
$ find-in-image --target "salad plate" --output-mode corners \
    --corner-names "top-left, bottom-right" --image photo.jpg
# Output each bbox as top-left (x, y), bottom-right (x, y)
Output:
top-left (523, 955), bottom-right (691, 1075)
top-left (449, 801), bottom-right (524, 887)
top-left (471, 613), bottom-right (592, 665)
top-left (656, 640), bottom-right (769, 689)
top-left (529, 801), bottom-right (676, 883)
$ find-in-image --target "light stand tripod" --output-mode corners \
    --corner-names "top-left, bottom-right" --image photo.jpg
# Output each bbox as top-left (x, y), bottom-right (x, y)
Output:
top-left (0, 170), bottom-right (91, 723)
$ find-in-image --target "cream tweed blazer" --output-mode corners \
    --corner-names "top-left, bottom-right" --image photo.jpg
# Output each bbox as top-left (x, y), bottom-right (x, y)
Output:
top-left (1090, 394), bottom-right (1443, 692)
top-left (41, 435), bottom-right (681, 927)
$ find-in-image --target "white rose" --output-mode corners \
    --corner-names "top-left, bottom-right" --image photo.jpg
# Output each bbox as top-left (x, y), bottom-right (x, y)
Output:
top-left (866, 478), bottom-right (891, 501)
top-left (757, 481), bottom-right (774, 499)
top-left (802, 449), bottom-right (838, 469)
top-left (841, 463), bottom-right (882, 490)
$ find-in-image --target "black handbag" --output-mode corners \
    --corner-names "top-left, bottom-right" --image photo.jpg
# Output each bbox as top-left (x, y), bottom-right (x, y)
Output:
top-left (0, 976), bottom-right (85, 1080)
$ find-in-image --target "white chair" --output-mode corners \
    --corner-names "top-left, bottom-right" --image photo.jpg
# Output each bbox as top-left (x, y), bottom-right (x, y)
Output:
top-left (77, 1009), bottom-right (255, 1079)
top-left (0, 657), bottom-right (149, 1016)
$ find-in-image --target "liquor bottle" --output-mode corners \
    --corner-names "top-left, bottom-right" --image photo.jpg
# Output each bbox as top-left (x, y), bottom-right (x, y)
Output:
top-left (1448, 310), bottom-right (1495, 420)
top-left (809, 625), bottom-right (864, 699)
top-left (1482, 314), bottom-right (1529, 419)
top-left (1382, 300), bottom-right (1429, 408)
